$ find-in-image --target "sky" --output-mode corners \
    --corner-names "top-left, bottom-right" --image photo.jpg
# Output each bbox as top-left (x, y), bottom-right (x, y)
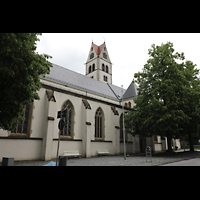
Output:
top-left (36, 33), bottom-right (200, 89)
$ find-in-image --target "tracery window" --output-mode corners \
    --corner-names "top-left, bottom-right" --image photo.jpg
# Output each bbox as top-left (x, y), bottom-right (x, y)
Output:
top-left (95, 108), bottom-right (104, 139)
top-left (11, 104), bottom-right (31, 135)
top-left (61, 100), bottom-right (74, 137)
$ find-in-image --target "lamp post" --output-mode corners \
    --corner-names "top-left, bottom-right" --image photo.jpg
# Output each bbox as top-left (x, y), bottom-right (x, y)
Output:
top-left (121, 85), bottom-right (126, 160)
top-left (56, 110), bottom-right (65, 166)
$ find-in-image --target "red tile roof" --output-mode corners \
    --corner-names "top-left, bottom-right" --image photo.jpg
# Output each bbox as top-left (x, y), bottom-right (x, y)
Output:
top-left (93, 43), bottom-right (104, 56)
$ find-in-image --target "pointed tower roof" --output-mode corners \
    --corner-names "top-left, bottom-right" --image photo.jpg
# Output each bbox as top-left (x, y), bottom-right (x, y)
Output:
top-left (123, 82), bottom-right (138, 100)
top-left (93, 43), bottom-right (105, 56)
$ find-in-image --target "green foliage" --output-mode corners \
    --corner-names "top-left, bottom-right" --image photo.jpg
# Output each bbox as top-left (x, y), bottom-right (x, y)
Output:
top-left (125, 42), bottom-right (200, 150)
top-left (179, 60), bottom-right (200, 148)
top-left (0, 33), bottom-right (52, 130)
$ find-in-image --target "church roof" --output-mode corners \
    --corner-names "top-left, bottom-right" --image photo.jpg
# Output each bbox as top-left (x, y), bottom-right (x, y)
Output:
top-left (41, 63), bottom-right (127, 101)
top-left (92, 43), bottom-right (104, 56)
top-left (123, 82), bottom-right (138, 100)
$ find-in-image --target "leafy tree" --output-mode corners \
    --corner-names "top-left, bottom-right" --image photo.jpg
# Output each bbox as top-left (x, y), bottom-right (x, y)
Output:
top-left (179, 61), bottom-right (200, 151)
top-left (125, 42), bottom-right (200, 152)
top-left (0, 33), bottom-right (52, 131)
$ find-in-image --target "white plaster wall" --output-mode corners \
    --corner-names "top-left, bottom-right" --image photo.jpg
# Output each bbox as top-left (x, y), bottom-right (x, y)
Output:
top-left (0, 139), bottom-right (42, 162)
top-left (32, 88), bottom-right (49, 138)
top-left (52, 141), bottom-right (82, 158)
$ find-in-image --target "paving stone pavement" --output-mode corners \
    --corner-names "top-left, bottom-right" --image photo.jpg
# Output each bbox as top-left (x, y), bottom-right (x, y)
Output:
top-left (161, 158), bottom-right (200, 166)
top-left (65, 154), bottom-right (200, 166)
top-left (8, 151), bottom-right (200, 166)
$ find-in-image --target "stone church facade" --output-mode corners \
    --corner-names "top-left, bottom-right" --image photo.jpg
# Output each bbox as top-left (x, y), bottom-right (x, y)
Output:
top-left (0, 42), bottom-right (180, 162)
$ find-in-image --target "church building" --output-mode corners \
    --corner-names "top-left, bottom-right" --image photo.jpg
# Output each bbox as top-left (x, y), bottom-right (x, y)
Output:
top-left (0, 42), bottom-right (180, 162)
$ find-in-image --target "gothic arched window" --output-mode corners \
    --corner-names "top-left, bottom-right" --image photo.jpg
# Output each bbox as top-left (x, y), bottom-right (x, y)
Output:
top-left (89, 66), bottom-right (91, 73)
top-left (102, 64), bottom-right (105, 71)
top-left (95, 108), bottom-right (104, 139)
top-left (106, 65), bottom-right (109, 73)
top-left (104, 76), bottom-right (108, 82)
top-left (11, 104), bottom-right (31, 135)
top-left (92, 63), bottom-right (95, 71)
top-left (61, 100), bottom-right (74, 137)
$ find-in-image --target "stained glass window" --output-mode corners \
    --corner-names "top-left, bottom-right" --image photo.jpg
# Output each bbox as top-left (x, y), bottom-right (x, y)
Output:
top-left (95, 108), bottom-right (104, 139)
top-left (11, 104), bottom-right (30, 134)
top-left (61, 100), bottom-right (73, 137)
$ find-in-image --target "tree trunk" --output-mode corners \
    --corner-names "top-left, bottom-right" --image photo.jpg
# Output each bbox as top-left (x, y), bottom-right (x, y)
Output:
top-left (166, 134), bottom-right (173, 152)
top-left (188, 132), bottom-right (194, 152)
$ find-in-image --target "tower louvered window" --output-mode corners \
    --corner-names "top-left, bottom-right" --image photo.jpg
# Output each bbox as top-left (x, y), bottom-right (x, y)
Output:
top-left (90, 53), bottom-right (94, 59)
top-left (89, 66), bottom-right (91, 73)
top-left (102, 64), bottom-right (105, 71)
top-left (106, 65), bottom-right (109, 73)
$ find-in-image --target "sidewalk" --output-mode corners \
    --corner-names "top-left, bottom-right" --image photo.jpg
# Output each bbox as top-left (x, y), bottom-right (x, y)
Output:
top-left (1, 151), bottom-right (200, 166)
top-left (161, 158), bottom-right (200, 166)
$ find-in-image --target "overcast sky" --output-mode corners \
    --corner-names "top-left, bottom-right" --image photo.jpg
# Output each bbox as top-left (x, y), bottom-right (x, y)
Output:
top-left (36, 33), bottom-right (200, 89)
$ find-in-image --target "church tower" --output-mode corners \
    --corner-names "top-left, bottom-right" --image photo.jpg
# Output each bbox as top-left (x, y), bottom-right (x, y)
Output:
top-left (85, 42), bottom-right (112, 84)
